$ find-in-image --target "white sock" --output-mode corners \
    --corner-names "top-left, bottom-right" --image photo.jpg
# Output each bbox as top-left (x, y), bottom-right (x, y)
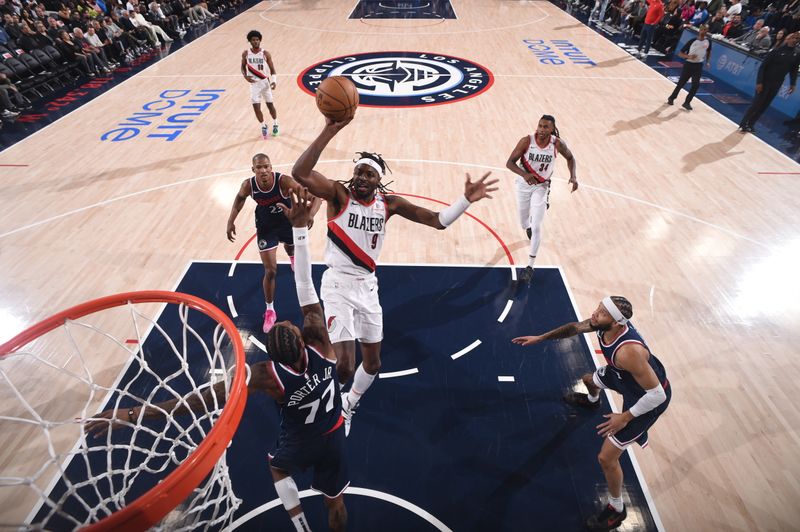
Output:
top-left (348, 363), bottom-right (377, 407)
top-left (608, 495), bottom-right (624, 512)
top-left (290, 513), bottom-right (311, 532)
top-left (527, 256), bottom-right (536, 268)
top-left (273, 118), bottom-right (279, 126)
top-left (266, 301), bottom-right (274, 311)
top-left (587, 391), bottom-right (600, 402)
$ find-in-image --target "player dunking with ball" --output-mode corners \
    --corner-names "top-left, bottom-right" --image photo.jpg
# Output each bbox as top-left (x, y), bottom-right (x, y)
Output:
top-left (506, 114), bottom-right (578, 284)
top-left (242, 30), bottom-right (279, 139)
top-left (292, 117), bottom-right (498, 436)
top-left (512, 296), bottom-right (671, 530)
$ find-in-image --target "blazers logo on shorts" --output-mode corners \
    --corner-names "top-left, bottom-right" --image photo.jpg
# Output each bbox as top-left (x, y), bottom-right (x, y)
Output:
top-left (298, 52), bottom-right (494, 108)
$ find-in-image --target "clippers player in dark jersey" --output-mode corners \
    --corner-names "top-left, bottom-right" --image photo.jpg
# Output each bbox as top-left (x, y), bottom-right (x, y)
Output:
top-left (292, 116), bottom-right (498, 436)
top-left (512, 296), bottom-right (670, 531)
top-left (505, 115), bottom-right (578, 284)
top-left (227, 153), bottom-right (317, 333)
top-left (241, 30), bottom-right (279, 139)
top-left (88, 189), bottom-right (347, 532)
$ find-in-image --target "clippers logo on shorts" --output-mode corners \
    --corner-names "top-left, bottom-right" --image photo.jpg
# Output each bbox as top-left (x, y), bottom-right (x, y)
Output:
top-left (298, 52), bottom-right (494, 107)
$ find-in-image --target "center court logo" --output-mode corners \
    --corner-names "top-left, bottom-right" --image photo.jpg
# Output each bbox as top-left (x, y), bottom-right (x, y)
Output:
top-left (298, 52), bottom-right (494, 107)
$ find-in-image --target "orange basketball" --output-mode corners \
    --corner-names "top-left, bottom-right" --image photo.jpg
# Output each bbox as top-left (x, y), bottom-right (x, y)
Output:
top-left (315, 76), bottom-right (359, 121)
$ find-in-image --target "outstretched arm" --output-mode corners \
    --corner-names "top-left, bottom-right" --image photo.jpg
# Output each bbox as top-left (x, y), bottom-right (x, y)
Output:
top-left (84, 367), bottom-right (283, 438)
top-left (512, 319), bottom-right (595, 346)
top-left (291, 118), bottom-right (352, 205)
top-left (277, 189), bottom-right (335, 359)
top-left (226, 179), bottom-right (251, 242)
top-left (556, 139), bottom-right (578, 192)
top-left (387, 172), bottom-right (498, 229)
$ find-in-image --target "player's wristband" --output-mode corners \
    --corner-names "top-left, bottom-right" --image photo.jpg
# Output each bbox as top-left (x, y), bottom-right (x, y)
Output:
top-left (270, 74), bottom-right (277, 86)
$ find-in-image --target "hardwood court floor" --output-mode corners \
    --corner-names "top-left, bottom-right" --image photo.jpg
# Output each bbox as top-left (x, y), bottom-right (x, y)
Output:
top-left (1, 1), bottom-right (799, 530)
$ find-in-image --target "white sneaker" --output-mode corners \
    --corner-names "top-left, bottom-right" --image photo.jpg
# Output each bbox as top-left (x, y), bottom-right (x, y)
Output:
top-left (341, 393), bottom-right (357, 437)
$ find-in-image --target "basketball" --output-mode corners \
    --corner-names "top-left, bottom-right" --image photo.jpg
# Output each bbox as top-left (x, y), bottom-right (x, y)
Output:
top-left (315, 76), bottom-right (359, 121)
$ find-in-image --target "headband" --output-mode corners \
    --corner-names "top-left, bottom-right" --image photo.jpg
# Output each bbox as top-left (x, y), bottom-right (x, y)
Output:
top-left (602, 296), bottom-right (629, 324)
top-left (355, 158), bottom-right (384, 177)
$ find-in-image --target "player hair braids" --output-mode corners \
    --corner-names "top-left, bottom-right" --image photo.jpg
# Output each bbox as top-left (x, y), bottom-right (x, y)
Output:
top-left (246, 29), bottom-right (262, 41)
top-left (610, 296), bottom-right (633, 320)
top-left (540, 114), bottom-right (560, 138)
top-left (266, 324), bottom-right (301, 365)
top-left (338, 151), bottom-right (395, 193)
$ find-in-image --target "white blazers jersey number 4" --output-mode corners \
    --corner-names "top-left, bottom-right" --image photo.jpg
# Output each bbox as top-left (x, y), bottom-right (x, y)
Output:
top-left (245, 48), bottom-right (268, 80)
top-left (325, 193), bottom-right (387, 276)
top-left (518, 134), bottom-right (559, 184)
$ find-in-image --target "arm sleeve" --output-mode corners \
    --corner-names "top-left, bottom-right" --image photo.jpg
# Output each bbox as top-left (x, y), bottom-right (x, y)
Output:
top-left (629, 384), bottom-right (667, 417)
top-left (292, 227), bottom-right (319, 307)
top-left (437, 195), bottom-right (471, 228)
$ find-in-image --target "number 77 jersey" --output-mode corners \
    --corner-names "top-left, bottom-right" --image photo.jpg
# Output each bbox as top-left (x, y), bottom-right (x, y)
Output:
top-left (269, 345), bottom-right (343, 437)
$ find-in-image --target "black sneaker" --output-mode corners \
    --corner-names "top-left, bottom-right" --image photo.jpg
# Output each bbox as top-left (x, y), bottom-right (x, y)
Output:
top-left (518, 266), bottom-right (533, 285)
top-left (682, 102), bottom-right (692, 111)
top-left (666, 97), bottom-right (674, 105)
top-left (564, 392), bottom-right (601, 410)
top-left (586, 504), bottom-right (627, 530)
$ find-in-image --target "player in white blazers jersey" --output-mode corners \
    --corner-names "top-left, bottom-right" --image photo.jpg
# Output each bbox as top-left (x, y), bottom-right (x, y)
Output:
top-left (505, 115), bottom-right (579, 284)
top-left (293, 117), bottom-right (498, 435)
top-left (241, 30), bottom-right (279, 139)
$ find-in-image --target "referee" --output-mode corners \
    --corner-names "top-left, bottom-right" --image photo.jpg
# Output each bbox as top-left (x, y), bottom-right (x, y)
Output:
top-left (739, 31), bottom-right (800, 133)
top-left (667, 24), bottom-right (712, 111)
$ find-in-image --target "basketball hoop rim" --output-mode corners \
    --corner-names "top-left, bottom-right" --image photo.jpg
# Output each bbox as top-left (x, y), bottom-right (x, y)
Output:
top-left (0, 291), bottom-right (248, 532)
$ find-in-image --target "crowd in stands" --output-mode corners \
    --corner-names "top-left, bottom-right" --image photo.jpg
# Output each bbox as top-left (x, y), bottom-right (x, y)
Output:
top-left (568, 0), bottom-right (799, 57)
top-left (0, 0), bottom-right (242, 127)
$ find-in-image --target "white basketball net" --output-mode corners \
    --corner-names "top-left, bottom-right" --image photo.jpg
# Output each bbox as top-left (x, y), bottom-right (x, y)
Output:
top-left (0, 299), bottom-right (243, 530)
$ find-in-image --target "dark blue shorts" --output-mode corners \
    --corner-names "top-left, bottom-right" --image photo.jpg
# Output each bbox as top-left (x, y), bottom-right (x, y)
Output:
top-left (257, 223), bottom-right (293, 252)
top-left (593, 366), bottom-right (671, 449)
top-left (268, 420), bottom-right (348, 498)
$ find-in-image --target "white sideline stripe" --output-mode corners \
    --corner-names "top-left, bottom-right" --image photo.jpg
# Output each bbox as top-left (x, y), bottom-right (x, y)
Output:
top-left (227, 486), bottom-right (452, 531)
top-left (497, 376), bottom-right (515, 382)
top-left (557, 265), bottom-right (665, 532)
top-left (497, 300), bottom-right (513, 322)
top-left (226, 295), bottom-right (237, 318)
top-left (228, 261), bottom-right (237, 277)
top-left (510, 266), bottom-right (518, 281)
top-left (249, 335), bottom-right (267, 353)
top-left (451, 339), bottom-right (481, 360)
top-left (379, 368), bottom-right (419, 379)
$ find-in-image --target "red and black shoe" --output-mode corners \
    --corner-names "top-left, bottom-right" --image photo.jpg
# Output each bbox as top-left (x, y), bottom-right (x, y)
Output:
top-left (586, 504), bottom-right (627, 531)
top-left (563, 392), bottom-right (602, 410)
